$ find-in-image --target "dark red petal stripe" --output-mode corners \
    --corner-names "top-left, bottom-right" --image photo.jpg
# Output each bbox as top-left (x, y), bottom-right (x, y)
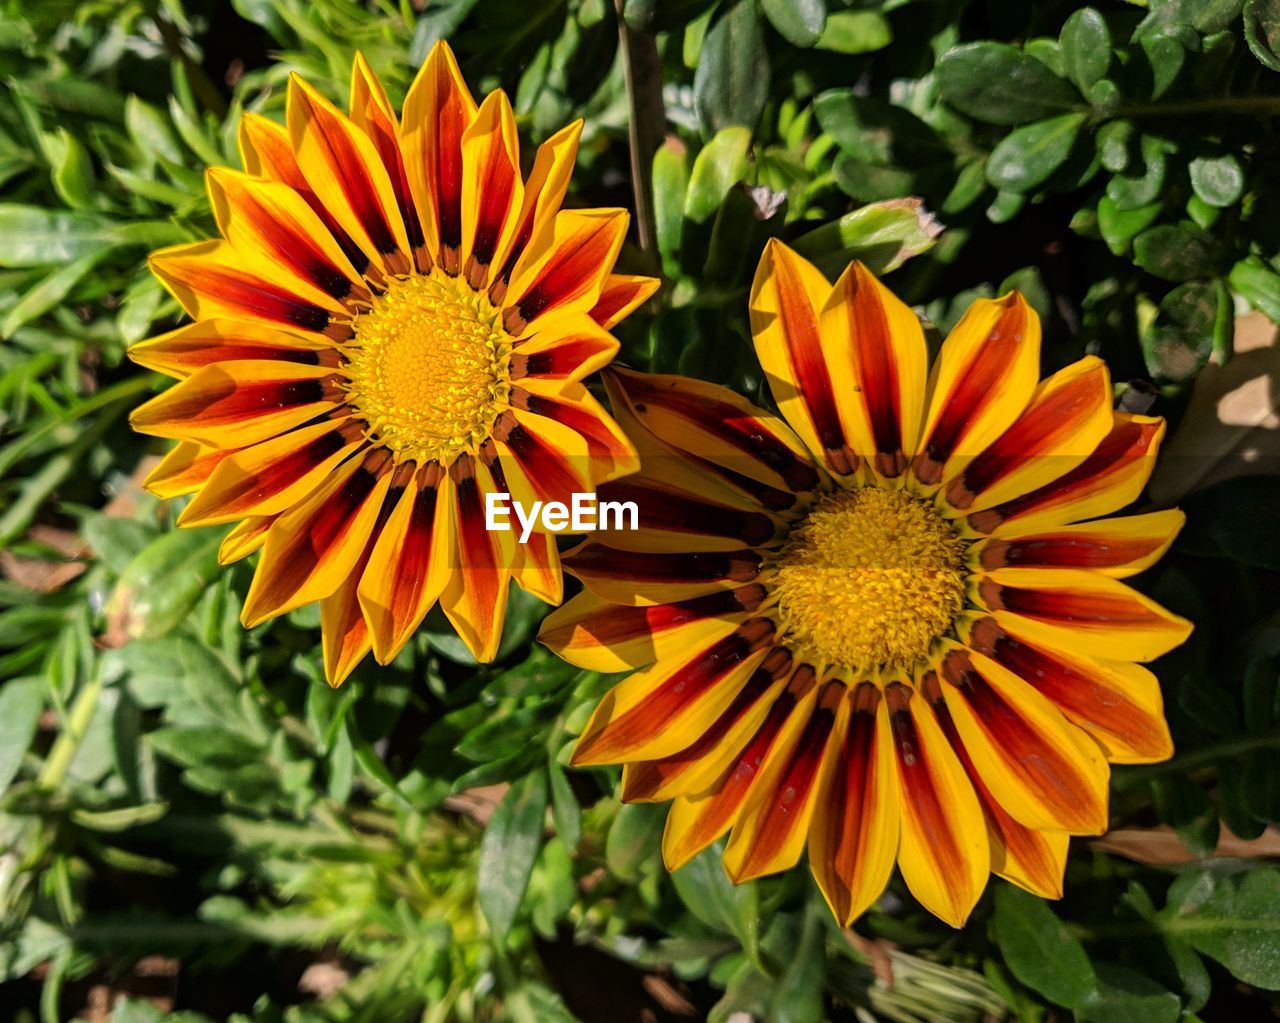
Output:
top-left (562, 585), bottom-right (767, 650)
top-left (511, 218), bottom-right (621, 326)
top-left (980, 580), bottom-right (1153, 627)
top-left (844, 271), bottom-right (904, 466)
top-left (235, 192), bottom-right (356, 302)
top-left (200, 426), bottom-right (349, 515)
top-left (568, 547), bottom-right (762, 587)
top-left (154, 376), bottom-right (330, 429)
top-left (598, 480), bottom-right (777, 547)
top-left (511, 336), bottom-right (608, 380)
top-left (979, 532), bottom-right (1167, 572)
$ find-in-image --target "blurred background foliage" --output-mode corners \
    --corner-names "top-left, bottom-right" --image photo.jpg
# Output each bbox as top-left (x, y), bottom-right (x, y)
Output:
top-left (2, 0), bottom-right (1280, 1020)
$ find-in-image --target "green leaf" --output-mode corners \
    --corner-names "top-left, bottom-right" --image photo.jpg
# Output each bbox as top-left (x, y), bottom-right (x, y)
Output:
top-left (1139, 33), bottom-right (1185, 100)
top-left (1162, 865), bottom-right (1280, 989)
top-left (1096, 119), bottom-right (1133, 173)
top-left (477, 769), bottom-right (547, 943)
top-left (1097, 196), bottom-right (1161, 256)
top-left (125, 96), bottom-right (185, 169)
top-left (0, 678), bottom-right (44, 792)
top-left (1245, 0), bottom-right (1280, 71)
top-left (1141, 279), bottom-right (1230, 383)
top-left (0, 205), bottom-right (114, 267)
top-left (1060, 8), bottom-right (1111, 92)
top-left (671, 842), bottom-right (760, 961)
top-left (936, 42), bottom-right (1082, 125)
top-left (1188, 152), bottom-right (1245, 208)
top-left (105, 529), bottom-right (224, 642)
top-left (1229, 255), bottom-right (1280, 323)
top-left (986, 113), bottom-right (1085, 193)
top-left (761, 0), bottom-right (825, 47)
top-left (684, 126), bottom-right (753, 223)
top-left (993, 883), bottom-right (1098, 1009)
top-left (0, 246), bottom-right (118, 338)
top-left (653, 136), bottom-right (691, 273)
top-left (1080, 963), bottom-right (1181, 1023)
top-left (605, 801), bottom-right (664, 880)
top-left (813, 10), bottom-right (891, 54)
top-left (1133, 224), bottom-right (1218, 282)
top-left (547, 759), bottom-right (581, 854)
top-left (694, 1), bottom-right (770, 136)
top-left (791, 197), bottom-right (941, 278)
top-left (833, 156), bottom-right (915, 202)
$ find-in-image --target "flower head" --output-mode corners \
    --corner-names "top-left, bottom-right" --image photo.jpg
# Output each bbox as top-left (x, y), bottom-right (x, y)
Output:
top-left (539, 239), bottom-right (1190, 927)
top-left (128, 43), bottom-right (656, 686)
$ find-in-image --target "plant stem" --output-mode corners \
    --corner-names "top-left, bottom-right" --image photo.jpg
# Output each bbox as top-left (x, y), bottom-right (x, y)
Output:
top-left (38, 669), bottom-right (104, 790)
top-left (1115, 95), bottom-right (1280, 119)
top-left (612, 1), bottom-right (664, 275)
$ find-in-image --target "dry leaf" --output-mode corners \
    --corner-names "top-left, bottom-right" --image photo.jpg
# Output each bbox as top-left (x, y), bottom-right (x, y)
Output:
top-left (1092, 822), bottom-right (1280, 865)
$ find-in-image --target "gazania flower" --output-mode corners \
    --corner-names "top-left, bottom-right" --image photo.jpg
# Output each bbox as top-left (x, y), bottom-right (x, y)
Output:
top-left (539, 239), bottom-right (1191, 927)
top-left (128, 42), bottom-right (655, 685)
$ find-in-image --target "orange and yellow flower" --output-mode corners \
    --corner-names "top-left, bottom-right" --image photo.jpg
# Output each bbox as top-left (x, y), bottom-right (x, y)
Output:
top-left (128, 43), bottom-right (656, 686)
top-left (539, 239), bottom-right (1191, 927)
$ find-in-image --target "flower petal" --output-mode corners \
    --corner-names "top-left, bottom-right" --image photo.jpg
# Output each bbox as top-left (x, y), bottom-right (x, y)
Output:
top-left (968, 414), bottom-right (1166, 535)
top-left (149, 240), bottom-right (351, 340)
top-left (662, 671), bottom-right (820, 871)
top-left (357, 463), bottom-right (453, 664)
top-left (440, 455), bottom-right (516, 662)
top-left (460, 89), bottom-right (523, 288)
top-left (401, 40), bottom-right (478, 270)
top-left (809, 683), bottom-right (899, 924)
top-left (493, 406), bottom-right (593, 511)
top-left (976, 567), bottom-right (1193, 663)
top-left (750, 239), bottom-right (857, 476)
top-left (206, 168), bottom-right (368, 306)
top-left (972, 509), bottom-right (1185, 578)
top-left (287, 74), bottom-right (412, 276)
top-left (565, 544), bottom-right (763, 607)
top-left (942, 357), bottom-right (1113, 514)
top-left (912, 292), bottom-right (1040, 488)
top-left (512, 531), bottom-right (564, 605)
top-left (219, 515), bottom-right (274, 564)
top-left (966, 616), bottom-right (1173, 763)
top-left (820, 260), bottom-right (928, 479)
top-left (538, 584), bottom-right (766, 673)
top-left (724, 680), bottom-right (842, 882)
top-left (513, 382), bottom-right (639, 484)
top-left (178, 419), bottom-right (361, 527)
top-left (572, 619), bottom-right (775, 766)
top-left (510, 315), bottom-right (619, 388)
top-left (143, 441), bottom-right (233, 498)
top-left (349, 52), bottom-right (426, 263)
top-left (933, 647), bottom-right (1110, 834)
top-left (590, 273), bottom-right (661, 329)
top-left (128, 318), bottom-right (330, 379)
top-left (886, 681), bottom-right (989, 928)
top-left (241, 456), bottom-right (393, 626)
top-left (130, 361), bottom-right (339, 448)
top-left (503, 210), bottom-right (629, 336)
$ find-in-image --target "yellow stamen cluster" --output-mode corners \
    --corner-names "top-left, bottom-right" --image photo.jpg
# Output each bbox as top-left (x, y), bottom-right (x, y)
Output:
top-left (768, 487), bottom-right (966, 673)
top-left (343, 273), bottom-right (510, 465)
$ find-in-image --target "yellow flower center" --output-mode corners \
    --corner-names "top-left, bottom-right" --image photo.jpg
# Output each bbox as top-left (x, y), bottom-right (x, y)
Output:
top-left (768, 487), bottom-right (967, 674)
top-left (342, 273), bottom-right (511, 465)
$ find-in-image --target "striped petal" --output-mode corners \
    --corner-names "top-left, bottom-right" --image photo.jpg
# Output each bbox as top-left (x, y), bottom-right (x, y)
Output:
top-left (972, 510), bottom-right (1185, 579)
top-left (941, 357), bottom-right (1113, 514)
top-left (590, 475), bottom-right (782, 553)
top-left (513, 531), bottom-right (564, 605)
top-left (724, 680), bottom-right (843, 882)
top-left (440, 455), bottom-right (516, 662)
top-left (966, 616), bottom-right (1173, 763)
top-left (934, 646), bottom-right (1110, 834)
top-left (968, 414), bottom-right (1166, 536)
top-left (538, 584), bottom-right (766, 673)
top-left (621, 651), bottom-right (793, 803)
top-left (238, 113), bottom-right (369, 275)
top-left (503, 209), bottom-right (629, 337)
top-left (207, 169), bottom-right (368, 307)
top-left (460, 90), bottom-right (523, 289)
top-left (750, 239), bottom-right (857, 477)
top-left (401, 40), bottom-right (478, 271)
top-left (128, 318), bottom-right (329, 379)
top-left (149, 240), bottom-right (351, 340)
top-left (662, 671), bottom-right (820, 871)
top-left (514, 382), bottom-right (639, 485)
top-left (809, 683), bottom-right (900, 925)
top-left (510, 315), bottom-right (619, 388)
top-left (178, 419), bottom-right (360, 527)
top-left (606, 368), bottom-right (822, 508)
top-left (287, 74), bottom-right (412, 277)
top-left (565, 544), bottom-right (763, 606)
top-left (571, 619), bottom-right (775, 766)
top-left (349, 53), bottom-right (426, 264)
top-left (976, 567), bottom-right (1193, 663)
top-left (820, 260), bottom-right (928, 479)
top-left (590, 273), bottom-right (661, 329)
top-left (912, 292), bottom-right (1040, 488)
top-left (130, 361), bottom-right (338, 448)
top-left (241, 456), bottom-right (393, 627)
top-left (491, 120), bottom-right (581, 299)
top-left (886, 681), bottom-right (989, 928)
top-left (358, 463), bottom-right (452, 664)
top-left (492, 406), bottom-right (593, 512)
top-left (143, 441), bottom-right (234, 498)
top-left (219, 515), bottom-right (273, 564)
top-left (926, 679), bottom-right (1069, 899)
